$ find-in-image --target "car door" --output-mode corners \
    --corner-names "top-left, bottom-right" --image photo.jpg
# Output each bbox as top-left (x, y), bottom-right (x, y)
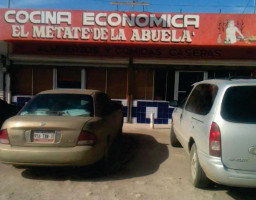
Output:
top-left (180, 84), bottom-right (219, 153)
top-left (179, 107), bottom-right (194, 152)
top-left (172, 99), bottom-right (186, 141)
top-left (176, 85), bottom-right (200, 152)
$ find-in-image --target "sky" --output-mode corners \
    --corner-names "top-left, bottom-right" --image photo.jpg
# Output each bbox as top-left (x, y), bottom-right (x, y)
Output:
top-left (0, 0), bottom-right (255, 14)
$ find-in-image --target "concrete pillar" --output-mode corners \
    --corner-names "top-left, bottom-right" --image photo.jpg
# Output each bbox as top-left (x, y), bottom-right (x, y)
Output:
top-left (81, 68), bottom-right (86, 89)
top-left (5, 73), bottom-right (11, 103)
top-left (126, 57), bottom-right (134, 123)
top-left (53, 68), bottom-right (57, 89)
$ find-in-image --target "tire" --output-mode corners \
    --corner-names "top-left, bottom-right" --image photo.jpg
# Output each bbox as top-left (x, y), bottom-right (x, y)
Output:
top-left (117, 117), bottom-right (123, 138)
top-left (190, 143), bottom-right (210, 188)
top-left (170, 123), bottom-right (181, 147)
top-left (103, 135), bottom-right (112, 162)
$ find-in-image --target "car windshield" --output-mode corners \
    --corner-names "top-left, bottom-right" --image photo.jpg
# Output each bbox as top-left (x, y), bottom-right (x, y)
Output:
top-left (221, 86), bottom-right (256, 123)
top-left (19, 94), bottom-right (94, 117)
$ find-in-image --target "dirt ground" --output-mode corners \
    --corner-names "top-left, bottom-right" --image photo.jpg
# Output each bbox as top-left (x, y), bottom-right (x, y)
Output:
top-left (0, 123), bottom-right (256, 200)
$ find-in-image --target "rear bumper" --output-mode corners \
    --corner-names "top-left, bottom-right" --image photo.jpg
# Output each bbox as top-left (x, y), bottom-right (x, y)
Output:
top-left (198, 150), bottom-right (256, 188)
top-left (0, 144), bottom-right (103, 166)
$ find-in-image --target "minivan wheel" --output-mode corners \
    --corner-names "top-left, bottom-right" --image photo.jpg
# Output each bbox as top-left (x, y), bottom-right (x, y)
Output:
top-left (190, 143), bottom-right (210, 188)
top-left (170, 123), bottom-right (181, 147)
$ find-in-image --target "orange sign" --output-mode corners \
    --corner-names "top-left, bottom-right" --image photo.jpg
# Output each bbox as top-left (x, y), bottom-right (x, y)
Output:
top-left (1, 9), bottom-right (256, 46)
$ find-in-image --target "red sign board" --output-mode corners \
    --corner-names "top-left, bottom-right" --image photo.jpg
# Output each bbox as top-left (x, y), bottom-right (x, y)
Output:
top-left (11, 42), bottom-right (256, 60)
top-left (1, 9), bottom-right (256, 47)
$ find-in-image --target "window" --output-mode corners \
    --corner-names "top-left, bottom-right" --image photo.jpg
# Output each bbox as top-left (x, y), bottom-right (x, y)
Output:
top-left (11, 66), bottom-right (53, 96)
top-left (107, 68), bottom-right (127, 99)
top-left (133, 69), bottom-right (176, 101)
top-left (166, 70), bottom-right (175, 101)
top-left (19, 94), bottom-right (93, 117)
top-left (57, 67), bottom-right (81, 88)
top-left (33, 67), bottom-right (53, 94)
top-left (86, 68), bottom-right (106, 92)
top-left (208, 70), bottom-right (252, 79)
top-left (213, 71), bottom-right (230, 78)
top-left (185, 84), bottom-right (218, 115)
top-left (133, 69), bottom-right (153, 99)
top-left (86, 68), bottom-right (127, 99)
top-left (154, 70), bottom-right (175, 101)
top-left (221, 86), bottom-right (256, 123)
top-left (11, 66), bottom-right (33, 95)
top-left (154, 70), bottom-right (166, 100)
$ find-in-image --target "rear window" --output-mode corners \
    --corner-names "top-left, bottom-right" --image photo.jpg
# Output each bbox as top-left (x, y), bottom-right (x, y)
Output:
top-left (19, 94), bottom-right (94, 117)
top-left (185, 84), bottom-right (218, 115)
top-left (221, 86), bottom-right (256, 123)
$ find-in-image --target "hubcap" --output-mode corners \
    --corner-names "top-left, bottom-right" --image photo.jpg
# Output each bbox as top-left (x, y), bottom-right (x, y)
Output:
top-left (191, 151), bottom-right (197, 180)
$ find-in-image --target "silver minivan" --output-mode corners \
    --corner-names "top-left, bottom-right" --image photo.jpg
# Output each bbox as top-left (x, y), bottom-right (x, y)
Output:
top-left (171, 79), bottom-right (256, 188)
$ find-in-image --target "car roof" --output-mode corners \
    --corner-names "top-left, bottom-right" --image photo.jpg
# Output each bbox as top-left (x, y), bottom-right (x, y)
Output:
top-left (38, 89), bottom-right (101, 96)
top-left (193, 79), bottom-right (256, 88)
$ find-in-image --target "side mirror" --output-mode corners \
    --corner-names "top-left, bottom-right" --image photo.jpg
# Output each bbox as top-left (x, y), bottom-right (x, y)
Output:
top-left (169, 100), bottom-right (178, 107)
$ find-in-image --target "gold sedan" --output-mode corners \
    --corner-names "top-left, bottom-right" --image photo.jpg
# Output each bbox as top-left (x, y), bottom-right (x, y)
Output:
top-left (0, 89), bottom-right (123, 166)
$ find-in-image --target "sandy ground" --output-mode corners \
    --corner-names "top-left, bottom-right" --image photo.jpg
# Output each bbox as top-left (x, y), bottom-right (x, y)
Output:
top-left (0, 123), bottom-right (256, 200)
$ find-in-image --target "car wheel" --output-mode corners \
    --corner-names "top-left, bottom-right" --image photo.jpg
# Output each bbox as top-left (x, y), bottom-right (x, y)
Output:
top-left (170, 123), bottom-right (181, 147)
top-left (117, 117), bottom-right (123, 138)
top-left (190, 143), bottom-right (210, 188)
top-left (103, 135), bottom-right (113, 162)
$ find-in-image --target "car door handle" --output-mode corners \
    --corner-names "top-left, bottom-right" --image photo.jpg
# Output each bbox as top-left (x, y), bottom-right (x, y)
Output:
top-left (191, 117), bottom-right (204, 123)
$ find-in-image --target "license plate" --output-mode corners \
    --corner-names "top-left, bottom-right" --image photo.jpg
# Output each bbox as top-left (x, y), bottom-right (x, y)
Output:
top-left (33, 131), bottom-right (55, 143)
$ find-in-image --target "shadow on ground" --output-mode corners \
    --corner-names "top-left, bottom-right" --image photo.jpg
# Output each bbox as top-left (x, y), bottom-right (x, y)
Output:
top-left (171, 145), bottom-right (256, 199)
top-left (199, 178), bottom-right (256, 199)
top-left (226, 187), bottom-right (256, 200)
top-left (21, 132), bottom-right (169, 182)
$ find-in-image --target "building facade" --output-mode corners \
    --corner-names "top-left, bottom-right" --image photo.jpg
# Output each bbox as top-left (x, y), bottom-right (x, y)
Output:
top-left (0, 9), bottom-right (256, 124)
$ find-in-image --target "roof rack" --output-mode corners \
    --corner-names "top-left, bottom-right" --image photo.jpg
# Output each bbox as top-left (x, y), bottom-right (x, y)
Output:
top-left (227, 76), bottom-right (256, 80)
top-left (208, 76), bottom-right (256, 81)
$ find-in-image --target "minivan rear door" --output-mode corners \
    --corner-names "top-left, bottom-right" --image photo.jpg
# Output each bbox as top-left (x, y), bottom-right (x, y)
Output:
top-left (220, 86), bottom-right (256, 171)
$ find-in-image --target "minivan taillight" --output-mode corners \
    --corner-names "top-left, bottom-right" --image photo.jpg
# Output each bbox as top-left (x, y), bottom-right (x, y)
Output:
top-left (77, 131), bottom-right (97, 146)
top-left (209, 122), bottom-right (221, 157)
top-left (0, 129), bottom-right (10, 144)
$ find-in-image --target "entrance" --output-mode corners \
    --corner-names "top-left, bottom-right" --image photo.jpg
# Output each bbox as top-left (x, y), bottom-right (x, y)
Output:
top-left (174, 71), bottom-right (207, 101)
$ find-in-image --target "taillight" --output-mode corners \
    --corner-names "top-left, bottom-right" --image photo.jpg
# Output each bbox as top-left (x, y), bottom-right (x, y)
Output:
top-left (0, 129), bottom-right (10, 144)
top-left (209, 122), bottom-right (221, 157)
top-left (77, 131), bottom-right (97, 146)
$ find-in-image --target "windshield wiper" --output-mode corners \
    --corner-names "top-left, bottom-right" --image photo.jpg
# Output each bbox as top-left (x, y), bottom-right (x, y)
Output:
top-left (46, 111), bottom-right (70, 116)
